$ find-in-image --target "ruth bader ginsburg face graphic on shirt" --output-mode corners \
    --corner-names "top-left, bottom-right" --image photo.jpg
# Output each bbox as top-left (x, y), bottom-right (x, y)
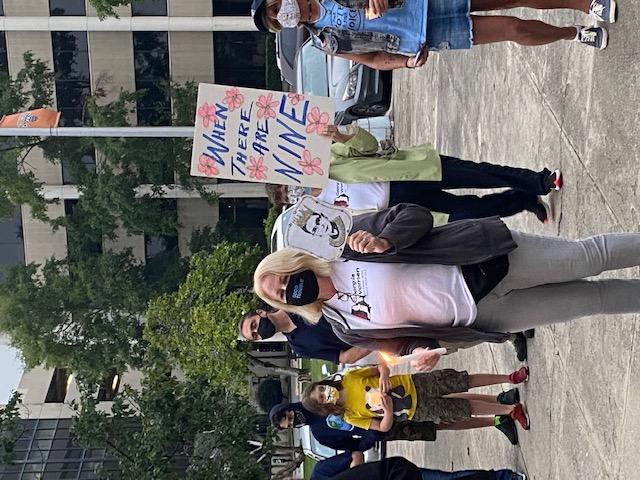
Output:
top-left (282, 196), bottom-right (353, 261)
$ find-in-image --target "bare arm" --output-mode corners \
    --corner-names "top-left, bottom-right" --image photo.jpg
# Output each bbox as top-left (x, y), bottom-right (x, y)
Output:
top-left (369, 394), bottom-right (394, 432)
top-left (338, 346), bottom-right (372, 364)
top-left (333, 45), bottom-right (429, 71)
top-left (350, 451), bottom-right (365, 468)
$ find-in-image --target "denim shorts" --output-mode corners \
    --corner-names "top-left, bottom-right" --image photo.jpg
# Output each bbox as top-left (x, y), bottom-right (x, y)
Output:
top-left (426, 0), bottom-right (474, 51)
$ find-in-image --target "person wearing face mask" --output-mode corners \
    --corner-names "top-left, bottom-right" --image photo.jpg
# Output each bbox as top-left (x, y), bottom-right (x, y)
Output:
top-left (238, 308), bottom-right (370, 364)
top-left (265, 125), bottom-right (562, 225)
top-left (251, 0), bottom-right (613, 73)
top-left (252, 203), bottom-right (640, 368)
top-left (301, 366), bottom-right (530, 432)
top-left (270, 398), bottom-right (521, 448)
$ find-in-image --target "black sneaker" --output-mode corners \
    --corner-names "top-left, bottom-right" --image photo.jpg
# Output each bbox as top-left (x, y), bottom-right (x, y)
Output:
top-left (497, 388), bottom-right (520, 405)
top-left (544, 169), bottom-right (562, 191)
top-left (495, 415), bottom-right (519, 446)
top-left (576, 26), bottom-right (608, 50)
top-left (589, 0), bottom-right (616, 23)
top-left (530, 197), bottom-right (553, 224)
top-left (511, 332), bottom-right (528, 362)
top-left (524, 329), bottom-right (535, 339)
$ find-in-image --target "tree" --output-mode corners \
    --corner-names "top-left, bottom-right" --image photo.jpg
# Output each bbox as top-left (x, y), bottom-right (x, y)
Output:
top-left (87, 0), bottom-right (134, 19)
top-left (144, 242), bottom-right (264, 397)
top-left (0, 251), bottom-right (156, 386)
top-left (0, 392), bottom-right (23, 465)
top-left (72, 363), bottom-right (269, 480)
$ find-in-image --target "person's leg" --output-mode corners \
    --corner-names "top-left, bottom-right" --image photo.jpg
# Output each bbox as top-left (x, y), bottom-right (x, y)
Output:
top-left (439, 156), bottom-right (554, 193)
top-left (495, 231), bottom-right (640, 294)
top-left (472, 15), bottom-right (577, 47)
top-left (471, 0), bottom-right (589, 13)
top-left (437, 417), bottom-right (495, 430)
top-left (420, 468), bottom-right (498, 480)
top-left (476, 278), bottom-right (640, 332)
top-left (468, 399), bottom-right (513, 416)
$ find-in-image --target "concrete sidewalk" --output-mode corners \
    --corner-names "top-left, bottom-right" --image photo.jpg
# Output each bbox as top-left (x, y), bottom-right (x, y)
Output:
top-left (388, 4), bottom-right (640, 479)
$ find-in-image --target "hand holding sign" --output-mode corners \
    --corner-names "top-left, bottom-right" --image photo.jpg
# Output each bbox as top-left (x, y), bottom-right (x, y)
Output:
top-left (191, 84), bottom-right (336, 188)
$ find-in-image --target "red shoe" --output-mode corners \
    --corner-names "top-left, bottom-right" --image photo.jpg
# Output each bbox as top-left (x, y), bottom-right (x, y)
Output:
top-left (510, 403), bottom-right (530, 430)
top-left (508, 366), bottom-right (529, 384)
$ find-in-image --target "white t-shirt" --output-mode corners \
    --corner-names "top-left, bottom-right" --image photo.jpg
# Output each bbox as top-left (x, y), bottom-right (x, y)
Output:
top-left (316, 180), bottom-right (391, 211)
top-left (324, 260), bottom-right (477, 330)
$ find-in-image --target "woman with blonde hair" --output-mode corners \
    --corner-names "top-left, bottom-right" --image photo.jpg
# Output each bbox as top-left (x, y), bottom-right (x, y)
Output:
top-left (253, 203), bottom-right (640, 367)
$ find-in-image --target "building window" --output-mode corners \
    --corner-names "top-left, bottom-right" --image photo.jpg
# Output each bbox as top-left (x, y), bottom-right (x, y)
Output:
top-left (0, 32), bottom-right (8, 75)
top-left (132, 0), bottom-right (167, 15)
top-left (0, 208), bottom-right (24, 281)
top-left (213, 32), bottom-right (267, 89)
top-left (97, 369), bottom-right (121, 401)
top-left (45, 368), bottom-right (71, 403)
top-left (219, 198), bottom-right (268, 247)
top-left (212, 0), bottom-right (250, 16)
top-left (51, 31), bottom-right (91, 127)
top-left (133, 32), bottom-right (171, 126)
top-left (49, 0), bottom-right (86, 15)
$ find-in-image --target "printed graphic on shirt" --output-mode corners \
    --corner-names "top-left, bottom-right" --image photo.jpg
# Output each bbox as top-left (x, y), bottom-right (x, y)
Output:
top-left (336, 267), bottom-right (371, 320)
top-left (326, 414), bottom-right (354, 431)
top-left (330, 182), bottom-right (350, 207)
top-left (364, 384), bottom-right (414, 422)
top-left (323, 2), bottom-right (364, 31)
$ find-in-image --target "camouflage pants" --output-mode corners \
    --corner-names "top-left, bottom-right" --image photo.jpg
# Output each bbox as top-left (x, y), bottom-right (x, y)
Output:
top-left (411, 369), bottom-right (472, 423)
top-left (385, 419), bottom-right (437, 442)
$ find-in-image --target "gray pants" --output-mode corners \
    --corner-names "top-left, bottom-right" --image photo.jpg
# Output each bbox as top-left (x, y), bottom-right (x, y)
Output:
top-left (474, 231), bottom-right (640, 332)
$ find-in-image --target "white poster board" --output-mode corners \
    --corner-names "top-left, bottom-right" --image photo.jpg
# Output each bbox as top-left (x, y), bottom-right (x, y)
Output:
top-left (190, 84), bottom-right (336, 188)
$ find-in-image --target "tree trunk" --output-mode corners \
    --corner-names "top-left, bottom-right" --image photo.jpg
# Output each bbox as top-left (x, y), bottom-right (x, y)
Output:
top-left (271, 451), bottom-right (306, 480)
top-left (247, 356), bottom-right (311, 382)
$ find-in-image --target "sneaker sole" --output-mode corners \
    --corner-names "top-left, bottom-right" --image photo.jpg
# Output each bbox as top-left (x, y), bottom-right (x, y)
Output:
top-left (521, 402), bottom-right (531, 430)
top-left (609, 0), bottom-right (617, 23)
top-left (538, 196), bottom-right (553, 224)
top-left (552, 169), bottom-right (563, 190)
top-left (600, 28), bottom-right (609, 49)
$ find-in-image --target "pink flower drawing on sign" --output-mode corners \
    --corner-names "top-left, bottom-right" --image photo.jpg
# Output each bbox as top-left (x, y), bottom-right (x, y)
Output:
top-left (248, 156), bottom-right (268, 181)
top-left (198, 154), bottom-right (219, 177)
top-left (305, 106), bottom-right (330, 134)
top-left (256, 93), bottom-right (279, 119)
top-left (222, 87), bottom-right (245, 111)
top-left (197, 102), bottom-right (217, 128)
top-left (287, 93), bottom-right (305, 105)
top-left (298, 150), bottom-right (324, 176)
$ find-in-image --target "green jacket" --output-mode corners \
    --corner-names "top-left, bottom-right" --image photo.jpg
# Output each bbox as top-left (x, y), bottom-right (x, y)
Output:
top-left (329, 127), bottom-right (449, 225)
top-left (329, 127), bottom-right (442, 183)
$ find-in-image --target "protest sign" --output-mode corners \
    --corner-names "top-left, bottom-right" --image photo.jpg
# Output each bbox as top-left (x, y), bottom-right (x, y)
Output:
top-left (190, 84), bottom-right (336, 188)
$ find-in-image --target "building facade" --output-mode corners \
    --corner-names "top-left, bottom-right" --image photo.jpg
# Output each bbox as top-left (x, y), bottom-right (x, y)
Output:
top-left (0, 0), bottom-right (271, 268)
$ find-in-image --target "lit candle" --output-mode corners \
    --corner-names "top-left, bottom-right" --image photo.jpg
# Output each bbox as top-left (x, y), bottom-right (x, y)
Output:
top-left (381, 348), bottom-right (447, 367)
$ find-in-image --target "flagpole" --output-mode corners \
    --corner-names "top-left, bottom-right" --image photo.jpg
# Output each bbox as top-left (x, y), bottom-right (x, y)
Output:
top-left (0, 127), bottom-right (195, 138)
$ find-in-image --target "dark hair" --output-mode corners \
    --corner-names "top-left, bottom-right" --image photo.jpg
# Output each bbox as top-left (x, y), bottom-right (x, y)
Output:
top-left (301, 378), bottom-right (345, 416)
top-left (238, 304), bottom-right (277, 337)
top-left (268, 402), bottom-right (290, 429)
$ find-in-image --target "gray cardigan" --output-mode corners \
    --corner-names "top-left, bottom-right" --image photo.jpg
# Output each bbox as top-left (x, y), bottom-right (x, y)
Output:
top-left (322, 203), bottom-right (517, 355)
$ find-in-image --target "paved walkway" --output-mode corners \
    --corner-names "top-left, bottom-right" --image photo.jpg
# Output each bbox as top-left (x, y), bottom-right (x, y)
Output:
top-left (388, 5), bottom-right (640, 479)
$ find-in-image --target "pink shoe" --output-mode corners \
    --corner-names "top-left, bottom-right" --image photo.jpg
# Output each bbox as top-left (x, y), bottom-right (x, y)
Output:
top-left (508, 366), bottom-right (529, 384)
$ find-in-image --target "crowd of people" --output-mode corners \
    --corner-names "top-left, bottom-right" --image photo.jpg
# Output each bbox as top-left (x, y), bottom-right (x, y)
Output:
top-left (238, 0), bottom-right (626, 477)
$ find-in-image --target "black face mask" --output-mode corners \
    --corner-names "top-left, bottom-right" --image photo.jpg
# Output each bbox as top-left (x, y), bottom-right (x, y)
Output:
top-left (256, 314), bottom-right (277, 340)
top-left (292, 410), bottom-right (308, 427)
top-left (285, 270), bottom-right (320, 306)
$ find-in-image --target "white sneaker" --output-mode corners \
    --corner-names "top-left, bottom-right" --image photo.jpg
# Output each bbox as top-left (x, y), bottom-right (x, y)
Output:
top-left (589, 0), bottom-right (617, 23)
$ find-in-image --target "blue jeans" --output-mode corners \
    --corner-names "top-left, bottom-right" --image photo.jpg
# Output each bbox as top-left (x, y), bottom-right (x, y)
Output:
top-left (420, 468), bottom-right (517, 480)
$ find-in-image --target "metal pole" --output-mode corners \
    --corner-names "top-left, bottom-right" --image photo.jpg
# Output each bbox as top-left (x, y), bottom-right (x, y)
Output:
top-left (0, 127), bottom-right (195, 138)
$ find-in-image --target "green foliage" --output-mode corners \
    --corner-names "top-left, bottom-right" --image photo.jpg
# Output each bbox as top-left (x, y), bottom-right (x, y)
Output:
top-left (256, 379), bottom-right (284, 413)
top-left (72, 366), bottom-right (268, 480)
top-left (0, 53), bottom-right (57, 221)
top-left (263, 205), bottom-right (281, 248)
top-left (144, 242), bottom-right (263, 396)
top-left (264, 34), bottom-right (283, 91)
top-left (0, 392), bottom-right (23, 465)
top-left (87, 0), bottom-right (133, 19)
top-left (189, 221), bottom-right (249, 255)
top-left (0, 252), bottom-right (153, 386)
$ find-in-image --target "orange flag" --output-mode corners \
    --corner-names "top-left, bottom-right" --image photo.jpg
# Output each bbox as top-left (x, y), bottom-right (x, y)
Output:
top-left (0, 108), bottom-right (61, 128)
